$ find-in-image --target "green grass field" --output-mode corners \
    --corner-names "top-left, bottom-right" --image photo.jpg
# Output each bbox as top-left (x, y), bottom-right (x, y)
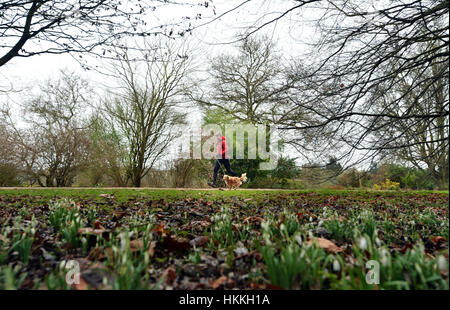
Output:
top-left (0, 188), bottom-right (448, 290)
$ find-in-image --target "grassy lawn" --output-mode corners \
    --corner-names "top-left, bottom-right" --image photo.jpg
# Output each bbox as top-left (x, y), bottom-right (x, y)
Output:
top-left (0, 188), bottom-right (448, 290)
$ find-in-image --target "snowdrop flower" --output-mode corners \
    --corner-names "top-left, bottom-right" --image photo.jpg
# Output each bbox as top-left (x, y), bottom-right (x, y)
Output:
top-left (375, 237), bottom-right (382, 247)
top-left (59, 260), bottom-right (66, 270)
top-left (333, 259), bottom-right (340, 272)
top-left (381, 248), bottom-right (390, 266)
top-left (299, 249), bottom-right (306, 258)
top-left (309, 216), bottom-right (313, 222)
top-left (318, 220), bottom-right (323, 227)
top-left (120, 234), bottom-right (128, 251)
top-left (294, 234), bottom-right (302, 246)
top-left (280, 224), bottom-right (286, 232)
top-left (261, 221), bottom-right (270, 232)
top-left (121, 254), bottom-right (127, 264)
top-left (264, 234), bottom-right (272, 247)
top-left (287, 244), bottom-right (295, 255)
top-left (358, 237), bottom-right (367, 250)
top-left (437, 256), bottom-right (447, 272)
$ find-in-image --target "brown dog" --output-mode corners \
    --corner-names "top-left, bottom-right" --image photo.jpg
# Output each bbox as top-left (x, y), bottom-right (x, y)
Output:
top-left (223, 173), bottom-right (247, 190)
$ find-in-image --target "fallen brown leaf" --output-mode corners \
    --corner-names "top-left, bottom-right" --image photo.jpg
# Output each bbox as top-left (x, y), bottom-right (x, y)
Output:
top-left (308, 237), bottom-right (343, 253)
top-left (94, 220), bottom-right (104, 230)
top-left (210, 275), bottom-right (227, 289)
top-left (432, 236), bottom-right (446, 244)
top-left (243, 216), bottom-right (263, 224)
top-left (189, 236), bottom-right (210, 247)
top-left (160, 267), bottom-right (177, 285)
top-left (78, 227), bottom-right (105, 235)
top-left (191, 220), bottom-right (211, 227)
top-left (87, 247), bottom-right (105, 260)
top-left (99, 194), bottom-right (114, 199)
top-left (161, 235), bottom-right (191, 253)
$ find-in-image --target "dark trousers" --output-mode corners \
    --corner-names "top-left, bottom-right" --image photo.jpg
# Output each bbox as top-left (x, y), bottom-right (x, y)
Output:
top-left (213, 159), bottom-right (236, 184)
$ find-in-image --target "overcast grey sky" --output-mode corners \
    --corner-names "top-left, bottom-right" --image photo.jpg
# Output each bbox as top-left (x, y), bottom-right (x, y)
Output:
top-left (1, 1), bottom-right (314, 90)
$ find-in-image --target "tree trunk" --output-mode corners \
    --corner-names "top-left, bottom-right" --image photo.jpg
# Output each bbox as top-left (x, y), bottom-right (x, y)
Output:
top-left (133, 174), bottom-right (142, 187)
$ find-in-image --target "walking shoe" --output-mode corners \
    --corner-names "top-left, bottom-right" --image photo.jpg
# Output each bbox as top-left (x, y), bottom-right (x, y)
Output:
top-left (208, 182), bottom-right (216, 188)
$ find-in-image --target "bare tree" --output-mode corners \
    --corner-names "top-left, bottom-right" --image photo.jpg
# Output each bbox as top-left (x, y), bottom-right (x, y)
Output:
top-left (0, 0), bottom-right (215, 68)
top-left (0, 119), bottom-right (21, 186)
top-left (228, 0), bottom-right (449, 169)
top-left (191, 35), bottom-right (290, 124)
top-left (168, 158), bottom-right (210, 188)
top-left (10, 71), bottom-right (92, 186)
top-left (103, 40), bottom-right (191, 187)
top-left (85, 114), bottom-right (129, 187)
top-left (375, 57), bottom-right (449, 188)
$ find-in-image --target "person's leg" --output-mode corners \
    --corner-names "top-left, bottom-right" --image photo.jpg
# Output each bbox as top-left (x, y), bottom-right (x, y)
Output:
top-left (221, 159), bottom-right (236, 176)
top-left (212, 160), bottom-right (220, 184)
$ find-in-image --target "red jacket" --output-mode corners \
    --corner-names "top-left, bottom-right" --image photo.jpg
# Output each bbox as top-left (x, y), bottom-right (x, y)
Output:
top-left (217, 136), bottom-right (229, 159)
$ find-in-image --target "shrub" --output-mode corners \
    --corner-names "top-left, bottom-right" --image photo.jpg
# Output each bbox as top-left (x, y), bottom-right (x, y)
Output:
top-left (0, 164), bottom-right (21, 186)
top-left (373, 179), bottom-right (400, 190)
top-left (337, 169), bottom-right (361, 188)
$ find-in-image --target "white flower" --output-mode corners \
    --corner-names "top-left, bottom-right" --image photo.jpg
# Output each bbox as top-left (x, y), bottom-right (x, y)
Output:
top-left (358, 237), bottom-right (367, 250)
top-left (280, 224), bottom-right (286, 232)
top-left (438, 256), bottom-right (448, 272)
top-left (375, 237), bottom-right (382, 247)
top-left (299, 250), bottom-right (306, 258)
top-left (120, 234), bottom-right (128, 251)
top-left (59, 260), bottom-right (66, 270)
top-left (318, 220), bottom-right (323, 227)
top-left (264, 235), bottom-right (272, 247)
top-left (294, 234), bottom-right (302, 246)
top-left (261, 221), bottom-right (270, 232)
top-left (309, 216), bottom-right (313, 222)
top-left (333, 259), bottom-right (340, 272)
top-left (381, 248), bottom-right (390, 266)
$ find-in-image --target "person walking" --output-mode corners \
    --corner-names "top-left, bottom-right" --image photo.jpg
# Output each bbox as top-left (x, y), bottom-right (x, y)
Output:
top-left (208, 134), bottom-right (236, 187)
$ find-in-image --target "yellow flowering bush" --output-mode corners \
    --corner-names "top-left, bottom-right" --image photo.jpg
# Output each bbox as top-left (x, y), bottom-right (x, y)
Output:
top-left (373, 178), bottom-right (400, 190)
